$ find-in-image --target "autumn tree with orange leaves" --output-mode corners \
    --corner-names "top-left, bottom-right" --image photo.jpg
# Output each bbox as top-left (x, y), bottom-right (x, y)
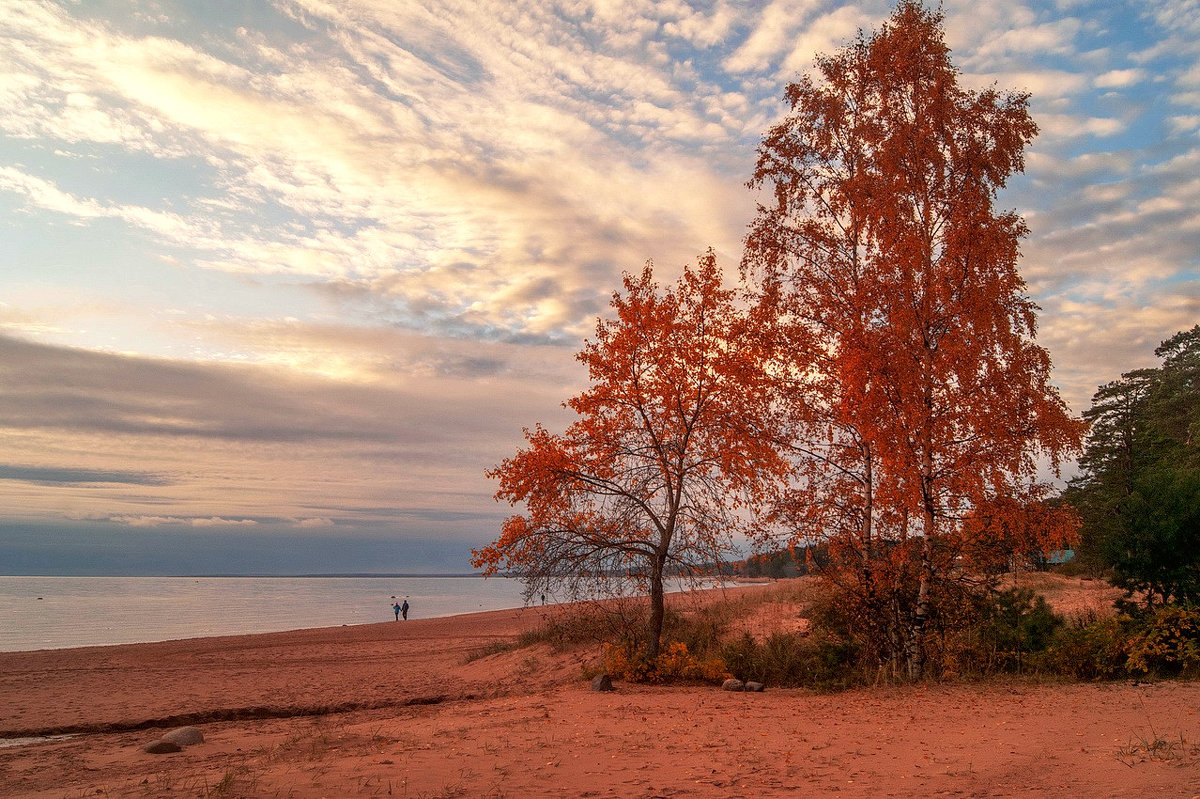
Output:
top-left (743, 1), bottom-right (1085, 678)
top-left (472, 252), bottom-right (786, 659)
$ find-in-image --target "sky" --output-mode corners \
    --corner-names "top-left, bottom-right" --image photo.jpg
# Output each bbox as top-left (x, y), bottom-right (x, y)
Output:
top-left (1, 0), bottom-right (1197, 575)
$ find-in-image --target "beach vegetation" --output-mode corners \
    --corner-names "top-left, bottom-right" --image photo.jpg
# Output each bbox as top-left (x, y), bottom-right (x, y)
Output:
top-left (740, 0), bottom-right (1085, 681)
top-left (1115, 729), bottom-right (1196, 768)
top-left (1063, 325), bottom-right (1200, 608)
top-left (470, 572), bottom-right (1195, 689)
top-left (1123, 604), bottom-right (1200, 677)
top-left (473, 251), bottom-right (788, 660)
top-left (720, 630), bottom-right (858, 691)
top-left (602, 639), bottom-right (730, 684)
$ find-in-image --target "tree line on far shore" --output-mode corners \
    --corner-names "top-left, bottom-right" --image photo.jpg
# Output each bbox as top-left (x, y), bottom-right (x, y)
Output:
top-left (471, 1), bottom-right (1200, 686)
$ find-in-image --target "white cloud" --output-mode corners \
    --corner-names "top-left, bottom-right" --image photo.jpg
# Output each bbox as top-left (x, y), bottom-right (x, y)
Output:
top-left (780, 5), bottom-right (876, 76)
top-left (0, 0), bottom-right (768, 344)
top-left (1095, 68), bottom-right (1147, 89)
top-left (295, 517), bottom-right (336, 528)
top-left (0, 166), bottom-right (217, 246)
top-left (660, 1), bottom-right (738, 48)
top-left (1036, 113), bottom-right (1126, 138)
top-left (111, 515), bottom-right (260, 527)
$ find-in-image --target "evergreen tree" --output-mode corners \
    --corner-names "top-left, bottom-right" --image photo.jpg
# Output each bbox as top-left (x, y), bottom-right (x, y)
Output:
top-left (1067, 325), bottom-right (1200, 606)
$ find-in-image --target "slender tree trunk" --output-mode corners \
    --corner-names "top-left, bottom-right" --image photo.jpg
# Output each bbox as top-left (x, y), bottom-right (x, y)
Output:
top-left (908, 447), bottom-right (937, 681)
top-left (908, 533), bottom-right (933, 680)
top-left (647, 556), bottom-right (666, 660)
top-left (860, 447), bottom-right (882, 656)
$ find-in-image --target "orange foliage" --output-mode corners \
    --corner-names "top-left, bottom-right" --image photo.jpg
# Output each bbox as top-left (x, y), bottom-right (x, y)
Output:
top-left (960, 493), bottom-right (1080, 574)
top-left (472, 251), bottom-right (787, 658)
top-left (602, 640), bottom-right (730, 684)
top-left (742, 2), bottom-right (1086, 676)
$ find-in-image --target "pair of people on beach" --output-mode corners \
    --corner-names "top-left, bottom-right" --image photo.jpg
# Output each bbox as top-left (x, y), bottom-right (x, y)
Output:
top-left (392, 599), bottom-right (409, 621)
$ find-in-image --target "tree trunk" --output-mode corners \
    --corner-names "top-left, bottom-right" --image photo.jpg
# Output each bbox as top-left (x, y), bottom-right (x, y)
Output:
top-left (908, 489), bottom-right (937, 680)
top-left (907, 535), bottom-right (932, 680)
top-left (647, 559), bottom-right (666, 661)
top-left (908, 438), bottom-right (937, 681)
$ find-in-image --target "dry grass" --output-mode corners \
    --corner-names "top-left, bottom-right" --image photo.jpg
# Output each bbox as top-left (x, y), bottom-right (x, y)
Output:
top-left (1007, 571), bottom-right (1124, 622)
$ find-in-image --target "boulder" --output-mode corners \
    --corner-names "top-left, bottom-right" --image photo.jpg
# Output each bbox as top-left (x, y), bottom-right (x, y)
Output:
top-left (721, 678), bottom-right (745, 692)
top-left (162, 727), bottom-right (205, 746)
top-left (141, 739), bottom-right (182, 754)
top-left (745, 681), bottom-right (765, 693)
top-left (590, 674), bottom-right (615, 692)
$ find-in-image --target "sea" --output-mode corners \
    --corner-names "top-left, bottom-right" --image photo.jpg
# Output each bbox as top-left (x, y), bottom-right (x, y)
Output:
top-left (0, 575), bottom-right (534, 653)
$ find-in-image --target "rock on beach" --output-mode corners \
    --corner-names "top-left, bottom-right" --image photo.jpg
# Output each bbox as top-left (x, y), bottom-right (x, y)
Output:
top-left (142, 726), bottom-right (205, 754)
top-left (162, 727), bottom-right (205, 746)
top-left (141, 739), bottom-right (181, 754)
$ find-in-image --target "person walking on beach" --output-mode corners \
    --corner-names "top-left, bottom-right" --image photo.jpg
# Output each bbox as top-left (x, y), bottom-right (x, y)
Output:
top-left (392, 601), bottom-right (401, 621)
top-left (401, 599), bottom-right (409, 620)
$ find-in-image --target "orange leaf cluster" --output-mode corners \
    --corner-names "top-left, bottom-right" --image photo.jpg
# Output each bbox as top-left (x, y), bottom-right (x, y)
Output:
top-left (471, 251), bottom-right (787, 656)
top-left (741, 1), bottom-right (1086, 675)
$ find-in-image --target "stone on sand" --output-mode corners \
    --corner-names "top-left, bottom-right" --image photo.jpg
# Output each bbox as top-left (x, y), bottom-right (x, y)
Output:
top-left (162, 727), bottom-right (205, 746)
top-left (590, 674), bottom-right (615, 692)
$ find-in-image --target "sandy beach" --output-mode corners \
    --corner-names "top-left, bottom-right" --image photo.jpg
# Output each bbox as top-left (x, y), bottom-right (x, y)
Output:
top-left (1, 581), bottom-right (1198, 798)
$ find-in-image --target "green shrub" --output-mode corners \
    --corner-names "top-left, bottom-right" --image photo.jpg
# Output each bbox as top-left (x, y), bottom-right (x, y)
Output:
top-left (1125, 605), bottom-right (1200, 677)
top-left (718, 630), bottom-right (860, 691)
top-left (1043, 614), bottom-right (1131, 680)
top-left (661, 605), bottom-right (735, 655)
top-left (720, 631), bottom-right (766, 682)
top-left (978, 587), bottom-right (1063, 672)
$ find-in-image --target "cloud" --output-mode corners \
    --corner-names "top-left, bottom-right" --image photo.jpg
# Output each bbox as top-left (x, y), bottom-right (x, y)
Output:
top-left (1, 0), bottom-right (1198, 575)
top-left (294, 517), bottom-right (336, 528)
top-left (1095, 68), bottom-right (1148, 89)
top-left (1036, 113), bottom-right (1125, 138)
top-left (0, 0), bottom-right (764, 347)
top-left (0, 166), bottom-right (211, 242)
top-left (0, 329), bottom-right (574, 538)
top-left (109, 515), bottom-right (260, 528)
top-left (0, 465), bottom-right (171, 486)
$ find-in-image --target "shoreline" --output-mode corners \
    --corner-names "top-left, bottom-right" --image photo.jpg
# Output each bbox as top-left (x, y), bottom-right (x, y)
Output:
top-left (1, 575), bottom-right (766, 655)
top-left (0, 604), bottom-right (531, 657)
top-left (0, 584), bottom-right (780, 738)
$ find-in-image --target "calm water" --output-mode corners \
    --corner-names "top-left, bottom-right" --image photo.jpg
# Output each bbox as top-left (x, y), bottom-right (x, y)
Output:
top-left (0, 575), bottom-right (532, 652)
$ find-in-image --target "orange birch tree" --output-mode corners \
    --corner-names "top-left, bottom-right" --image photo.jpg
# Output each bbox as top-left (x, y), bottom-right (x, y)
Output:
top-left (472, 252), bottom-right (786, 659)
top-left (743, 1), bottom-right (1085, 678)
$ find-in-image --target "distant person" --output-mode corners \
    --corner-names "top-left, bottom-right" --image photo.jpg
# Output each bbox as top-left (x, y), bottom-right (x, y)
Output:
top-left (392, 601), bottom-right (401, 621)
top-left (401, 599), bottom-right (409, 620)
top-left (541, 593), bottom-right (546, 605)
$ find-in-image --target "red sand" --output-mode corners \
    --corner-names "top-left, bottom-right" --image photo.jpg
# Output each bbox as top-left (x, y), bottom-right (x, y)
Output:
top-left (1, 579), bottom-right (1198, 798)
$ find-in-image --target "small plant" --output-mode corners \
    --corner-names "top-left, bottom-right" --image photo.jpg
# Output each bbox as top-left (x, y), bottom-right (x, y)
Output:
top-left (199, 766), bottom-right (258, 798)
top-left (1115, 728), bottom-right (1193, 767)
top-left (1044, 614), bottom-right (1131, 679)
top-left (602, 640), bottom-right (729, 683)
top-left (977, 587), bottom-right (1064, 672)
top-left (1124, 605), bottom-right (1200, 677)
